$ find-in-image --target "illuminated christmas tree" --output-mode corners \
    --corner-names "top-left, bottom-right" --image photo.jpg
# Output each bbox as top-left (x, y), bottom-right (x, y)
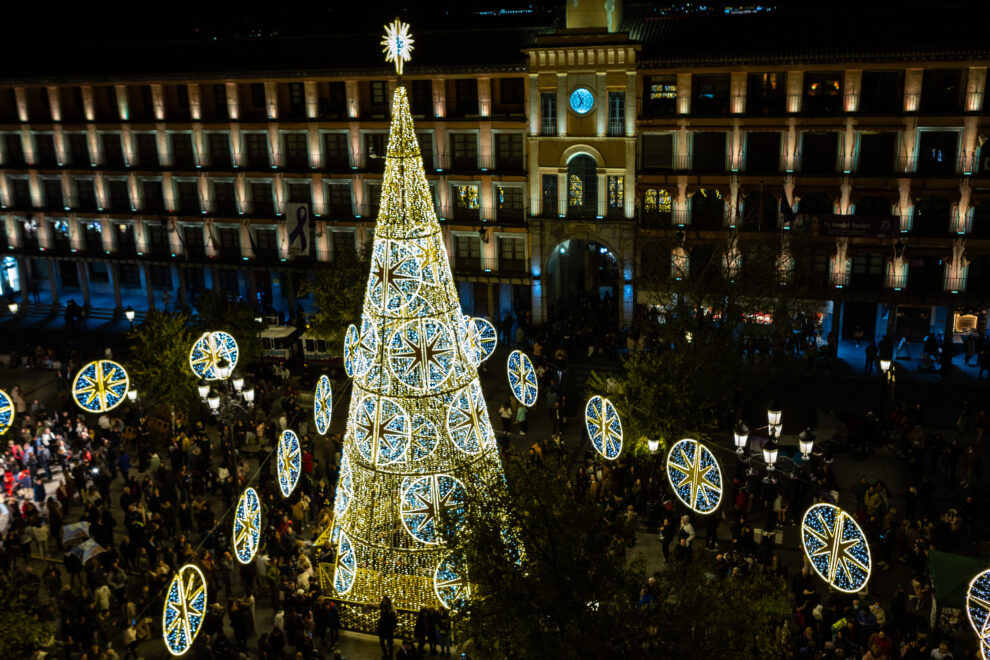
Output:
top-left (322, 20), bottom-right (505, 630)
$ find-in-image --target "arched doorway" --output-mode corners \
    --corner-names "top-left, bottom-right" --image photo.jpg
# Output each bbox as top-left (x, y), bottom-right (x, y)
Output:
top-left (545, 239), bottom-right (619, 317)
top-left (567, 155), bottom-right (598, 218)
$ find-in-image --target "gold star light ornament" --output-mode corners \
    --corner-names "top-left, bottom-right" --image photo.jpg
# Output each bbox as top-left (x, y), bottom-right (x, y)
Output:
top-left (382, 18), bottom-right (414, 75)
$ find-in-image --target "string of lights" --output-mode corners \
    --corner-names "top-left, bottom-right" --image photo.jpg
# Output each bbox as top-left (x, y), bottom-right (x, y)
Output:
top-left (324, 23), bottom-right (507, 626)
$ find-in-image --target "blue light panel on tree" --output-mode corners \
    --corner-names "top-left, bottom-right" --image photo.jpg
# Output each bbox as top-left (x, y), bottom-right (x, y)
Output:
top-left (400, 474), bottom-right (467, 545)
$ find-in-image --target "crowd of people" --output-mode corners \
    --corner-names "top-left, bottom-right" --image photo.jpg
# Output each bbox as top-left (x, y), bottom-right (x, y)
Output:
top-left (1, 295), bottom-right (988, 660)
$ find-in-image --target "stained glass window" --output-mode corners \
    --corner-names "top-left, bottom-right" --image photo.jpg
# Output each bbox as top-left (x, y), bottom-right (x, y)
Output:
top-left (644, 188), bottom-right (672, 213)
top-left (608, 176), bottom-right (623, 209)
top-left (454, 185), bottom-right (479, 210)
top-left (568, 174), bottom-right (584, 207)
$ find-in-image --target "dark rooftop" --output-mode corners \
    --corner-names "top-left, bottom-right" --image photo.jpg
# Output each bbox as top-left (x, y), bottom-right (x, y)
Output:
top-left (625, 2), bottom-right (990, 66)
top-left (3, 2), bottom-right (990, 82)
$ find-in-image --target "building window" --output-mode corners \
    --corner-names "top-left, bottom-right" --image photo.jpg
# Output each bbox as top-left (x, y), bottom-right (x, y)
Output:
top-left (803, 72), bottom-right (842, 113)
top-left (417, 132), bottom-right (434, 170)
top-left (494, 133), bottom-right (522, 169)
top-left (540, 93), bottom-right (556, 136)
top-left (747, 73), bottom-right (786, 113)
top-left (253, 226), bottom-right (278, 259)
top-left (101, 133), bottom-right (124, 167)
top-left (3, 134), bottom-right (25, 165)
top-left (323, 132), bottom-right (349, 168)
top-left (43, 179), bottom-right (64, 209)
top-left (142, 180), bottom-right (164, 212)
top-left (542, 174), bottom-right (557, 215)
top-left (607, 92), bottom-right (625, 136)
top-left (170, 133), bottom-right (196, 169)
top-left (75, 179), bottom-right (97, 211)
top-left (213, 84), bottom-right (228, 118)
top-left (35, 133), bottom-right (57, 166)
top-left (495, 185), bottom-right (523, 221)
top-left (288, 82), bottom-right (305, 115)
top-left (250, 83), bottom-right (265, 107)
top-left (454, 235), bottom-right (481, 267)
top-left (326, 184), bottom-right (352, 217)
top-left (283, 133), bottom-right (309, 169)
top-left (499, 78), bottom-right (524, 105)
top-left (370, 81), bottom-right (388, 106)
top-left (498, 235), bottom-right (525, 267)
top-left (644, 188), bottom-right (672, 214)
top-left (68, 134), bottom-right (90, 165)
top-left (208, 133), bottom-right (231, 168)
top-left (177, 85), bottom-right (189, 108)
top-left (645, 75), bottom-right (677, 115)
top-left (607, 176), bottom-right (624, 216)
top-left (452, 184), bottom-right (480, 220)
top-left (450, 133), bottom-right (478, 169)
top-left (108, 180), bottom-right (131, 212)
top-left (136, 133), bottom-right (159, 167)
top-left (176, 181), bottom-right (201, 214)
top-left (184, 225), bottom-right (205, 256)
top-left (286, 182), bottom-right (310, 205)
top-left (567, 155), bottom-right (597, 217)
top-left (411, 79), bottom-right (433, 116)
top-left (454, 78), bottom-right (479, 116)
top-left (184, 266), bottom-right (204, 291)
top-left (244, 133), bottom-right (270, 169)
top-left (213, 181), bottom-right (237, 215)
top-left (250, 182), bottom-right (274, 216)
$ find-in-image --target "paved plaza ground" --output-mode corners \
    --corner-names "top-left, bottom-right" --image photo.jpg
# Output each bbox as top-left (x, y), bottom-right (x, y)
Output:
top-left (1, 317), bottom-right (987, 658)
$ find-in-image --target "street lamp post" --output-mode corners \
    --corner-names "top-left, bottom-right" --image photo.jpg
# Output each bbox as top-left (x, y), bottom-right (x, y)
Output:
top-left (798, 428), bottom-right (815, 462)
top-left (879, 358), bottom-right (892, 427)
top-left (125, 305), bottom-right (135, 330)
top-left (762, 436), bottom-right (779, 484)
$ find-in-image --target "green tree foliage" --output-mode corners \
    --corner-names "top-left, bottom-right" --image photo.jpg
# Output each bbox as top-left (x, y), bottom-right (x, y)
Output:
top-left (0, 572), bottom-right (54, 656)
top-left (302, 240), bottom-right (372, 348)
top-left (452, 453), bottom-right (792, 658)
top-left (192, 288), bottom-right (262, 362)
top-left (126, 310), bottom-right (197, 414)
top-left (453, 453), bottom-right (648, 658)
top-left (590, 233), bottom-right (816, 451)
top-left (648, 562), bottom-right (792, 657)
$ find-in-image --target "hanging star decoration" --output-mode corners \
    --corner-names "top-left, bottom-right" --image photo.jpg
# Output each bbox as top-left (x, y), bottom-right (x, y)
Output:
top-left (382, 18), bottom-right (414, 75)
top-left (801, 503), bottom-right (871, 593)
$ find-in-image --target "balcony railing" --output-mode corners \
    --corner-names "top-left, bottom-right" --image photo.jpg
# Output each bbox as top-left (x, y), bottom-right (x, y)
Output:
top-left (641, 154), bottom-right (689, 171)
top-left (744, 95), bottom-right (787, 115)
top-left (607, 117), bottom-right (625, 137)
top-left (565, 200), bottom-right (607, 219)
top-left (802, 95), bottom-right (843, 114)
top-left (638, 208), bottom-right (689, 228)
top-left (691, 96), bottom-right (730, 115)
top-left (452, 256), bottom-right (530, 276)
top-left (945, 276), bottom-right (967, 293)
top-left (540, 117), bottom-right (557, 137)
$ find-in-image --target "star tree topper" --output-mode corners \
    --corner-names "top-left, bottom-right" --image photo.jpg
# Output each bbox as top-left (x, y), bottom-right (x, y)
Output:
top-left (382, 18), bottom-right (414, 75)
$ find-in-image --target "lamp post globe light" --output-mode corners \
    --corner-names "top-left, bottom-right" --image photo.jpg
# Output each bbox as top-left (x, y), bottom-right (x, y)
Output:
top-left (879, 358), bottom-right (891, 373)
top-left (232, 374), bottom-right (245, 392)
top-left (733, 421), bottom-right (749, 456)
top-left (126, 389), bottom-right (138, 402)
top-left (647, 438), bottom-right (660, 454)
top-left (198, 381), bottom-right (211, 400)
top-left (762, 437), bottom-right (779, 484)
top-left (124, 305), bottom-right (135, 329)
top-left (7, 301), bottom-right (17, 315)
top-left (798, 429), bottom-right (815, 460)
top-left (767, 402), bottom-right (782, 428)
top-left (207, 394), bottom-right (221, 413)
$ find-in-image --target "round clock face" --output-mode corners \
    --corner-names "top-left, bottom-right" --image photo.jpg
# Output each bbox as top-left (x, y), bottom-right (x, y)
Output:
top-left (569, 87), bottom-right (595, 115)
